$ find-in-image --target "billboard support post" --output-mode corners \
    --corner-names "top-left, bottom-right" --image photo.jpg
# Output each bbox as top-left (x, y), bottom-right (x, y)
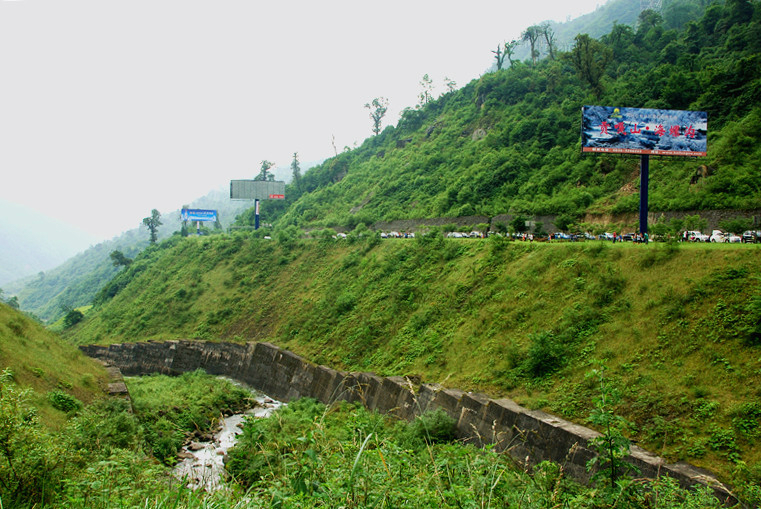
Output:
top-left (255, 199), bottom-right (260, 230)
top-left (229, 180), bottom-right (285, 231)
top-left (639, 155), bottom-right (649, 235)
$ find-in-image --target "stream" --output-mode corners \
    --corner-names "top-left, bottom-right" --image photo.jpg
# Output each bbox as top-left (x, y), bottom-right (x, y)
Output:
top-left (173, 394), bottom-right (283, 491)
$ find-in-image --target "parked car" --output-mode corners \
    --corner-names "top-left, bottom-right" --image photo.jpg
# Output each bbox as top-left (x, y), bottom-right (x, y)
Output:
top-left (621, 233), bottom-right (635, 242)
top-left (709, 230), bottom-right (726, 243)
top-left (446, 232), bottom-right (464, 238)
top-left (742, 230), bottom-right (761, 243)
top-left (599, 232), bottom-right (614, 240)
top-left (727, 233), bottom-right (742, 243)
top-left (687, 230), bottom-right (709, 242)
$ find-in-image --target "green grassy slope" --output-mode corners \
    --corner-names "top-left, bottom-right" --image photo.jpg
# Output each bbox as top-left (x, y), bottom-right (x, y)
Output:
top-left (68, 232), bottom-right (761, 481)
top-left (2, 188), bottom-right (253, 324)
top-left (0, 303), bottom-right (108, 428)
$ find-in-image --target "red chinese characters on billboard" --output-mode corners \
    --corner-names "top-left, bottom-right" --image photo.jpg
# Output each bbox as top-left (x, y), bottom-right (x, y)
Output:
top-left (581, 106), bottom-right (707, 157)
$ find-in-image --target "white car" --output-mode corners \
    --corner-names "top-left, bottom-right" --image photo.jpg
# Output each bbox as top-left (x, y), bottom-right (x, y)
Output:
top-left (709, 230), bottom-right (742, 243)
top-left (687, 231), bottom-right (709, 242)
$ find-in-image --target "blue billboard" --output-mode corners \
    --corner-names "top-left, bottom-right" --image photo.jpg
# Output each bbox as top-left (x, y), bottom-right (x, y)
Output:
top-left (581, 106), bottom-right (707, 157)
top-left (181, 208), bottom-right (218, 222)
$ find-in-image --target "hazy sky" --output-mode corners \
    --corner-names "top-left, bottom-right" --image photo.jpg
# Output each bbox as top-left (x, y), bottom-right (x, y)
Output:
top-left (1, 0), bottom-right (604, 242)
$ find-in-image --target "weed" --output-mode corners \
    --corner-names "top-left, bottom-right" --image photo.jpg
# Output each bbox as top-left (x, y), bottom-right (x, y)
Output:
top-left (586, 362), bottom-right (638, 487)
top-left (731, 402), bottom-right (761, 439)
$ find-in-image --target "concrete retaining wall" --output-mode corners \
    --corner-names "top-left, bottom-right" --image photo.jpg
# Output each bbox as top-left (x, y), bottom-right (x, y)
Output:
top-left (80, 340), bottom-right (734, 502)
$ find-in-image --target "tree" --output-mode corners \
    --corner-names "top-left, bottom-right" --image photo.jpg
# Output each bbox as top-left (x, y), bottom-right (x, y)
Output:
top-left (726, 0), bottom-right (754, 25)
top-left (522, 25), bottom-right (541, 65)
top-left (142, 209), bottom-right (162, 244)
top-left (540, 22), bottom-right (557, 60)
top-left (418, 74), bottom-right (434, 107)
top-left (255, 160), bottom-right (275, 181)
top-left (63, 309), bottom-right (84, 329)
top-left (364, 97), bottom-right (389, 135)
top-left (6, 296), bottom-right (19, 310)
top-left (492, 44), bottom-right (507, 70)
top-left (443, 77), bottom-right (457, 93)
top-left (109, 250), bottom-right (132, 267)
top-left (570, 33), bottom-right (612, 98)
top-left (504, 40), bottom-right (519, 67)
top-left (683, 214), bottom-right (708, 232)
top-left (290, 152), bottom-right (302, 191)
top-left (554, 214), bottom-right (578, 233)
top-left (510, 215), bottom-right (528, 233)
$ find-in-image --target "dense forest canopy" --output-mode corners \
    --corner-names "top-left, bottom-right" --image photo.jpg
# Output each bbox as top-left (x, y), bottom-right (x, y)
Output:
top-left (239, 0), bottom-right (760, 233)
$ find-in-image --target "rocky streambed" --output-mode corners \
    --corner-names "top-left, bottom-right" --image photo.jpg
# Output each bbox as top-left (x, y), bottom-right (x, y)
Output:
top-left (173, 394), bottom-right (282, 490)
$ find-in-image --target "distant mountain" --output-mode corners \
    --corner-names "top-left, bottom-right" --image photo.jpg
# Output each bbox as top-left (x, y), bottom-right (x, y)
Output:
top-left (2, 187), bottom-right (253, 322)
top-left (0, 200), bottom-right (98, 286)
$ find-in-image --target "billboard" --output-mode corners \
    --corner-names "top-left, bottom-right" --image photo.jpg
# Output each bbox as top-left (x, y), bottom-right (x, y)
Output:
top-left (230, 180), bottom-right (286, 200)
top-left (181, 209), bottom-right (218, 222)
top-left (581, 106), bottom-right (707, 157)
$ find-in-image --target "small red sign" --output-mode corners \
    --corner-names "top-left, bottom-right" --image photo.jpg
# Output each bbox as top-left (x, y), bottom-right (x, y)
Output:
top-left (269, 194), bottom-right (285, 199)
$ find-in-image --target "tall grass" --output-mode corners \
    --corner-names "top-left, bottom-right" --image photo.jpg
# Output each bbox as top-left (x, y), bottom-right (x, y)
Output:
top-left (67, 236), bottom-right (761, 484)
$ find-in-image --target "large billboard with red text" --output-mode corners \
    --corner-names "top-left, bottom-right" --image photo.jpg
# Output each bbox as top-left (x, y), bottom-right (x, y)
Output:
top-left (581, 106), bottom-right (707, 157)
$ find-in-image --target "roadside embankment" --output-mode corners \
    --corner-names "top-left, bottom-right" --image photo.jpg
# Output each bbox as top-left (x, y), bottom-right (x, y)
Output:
top-left (80, 339), bottom-right (735, 504)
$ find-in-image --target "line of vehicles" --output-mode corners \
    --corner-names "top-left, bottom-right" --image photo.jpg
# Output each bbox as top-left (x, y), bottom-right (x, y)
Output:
top-left (446, 229), bottom-right (761, 243)
top-left (340, 229), bottom-right (761, 243)
top-left (685, 230), bottom-right (760, 243)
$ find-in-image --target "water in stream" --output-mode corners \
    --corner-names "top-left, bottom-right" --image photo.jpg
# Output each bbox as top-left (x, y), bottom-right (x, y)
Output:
top-left (173, 395), bottom-right (282, 491)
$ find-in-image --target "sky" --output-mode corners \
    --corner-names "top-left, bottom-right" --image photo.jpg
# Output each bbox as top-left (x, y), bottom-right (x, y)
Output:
top-left (1, 0), bottom-right (604, 244)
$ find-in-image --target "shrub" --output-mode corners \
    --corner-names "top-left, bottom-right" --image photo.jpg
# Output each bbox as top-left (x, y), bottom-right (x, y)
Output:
top-left (403, 408), bottom-right (457, 446)
top-left (48, 390), bottom-right (82, 413)
top-left (63, 309), bottom-right (84, 329)
top-left (524, 331), bottom-right (567, 378)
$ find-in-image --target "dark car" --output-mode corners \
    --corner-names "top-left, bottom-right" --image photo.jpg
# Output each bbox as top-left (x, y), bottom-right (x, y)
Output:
top-left (742, 231), bottom-right (761, 243)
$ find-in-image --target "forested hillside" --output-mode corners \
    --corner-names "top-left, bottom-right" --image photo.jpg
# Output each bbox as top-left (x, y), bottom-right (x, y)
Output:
top-left (243, 0), bottom-right (760, 233)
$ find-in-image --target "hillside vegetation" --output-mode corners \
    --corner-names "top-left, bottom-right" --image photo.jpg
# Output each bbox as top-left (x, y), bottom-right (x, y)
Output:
top-left (68, 232), bottom-right (761, 484)
top-left (243, 0), bottom-right (761, 232)
top-left (0, 303), bottom-right (108, 427)
top-left (65, 1), bottom-right (761, 491)
top-left (5, 1), bottom-right (761, 505)
top-left (0, 305), bottom-right (255, 507)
